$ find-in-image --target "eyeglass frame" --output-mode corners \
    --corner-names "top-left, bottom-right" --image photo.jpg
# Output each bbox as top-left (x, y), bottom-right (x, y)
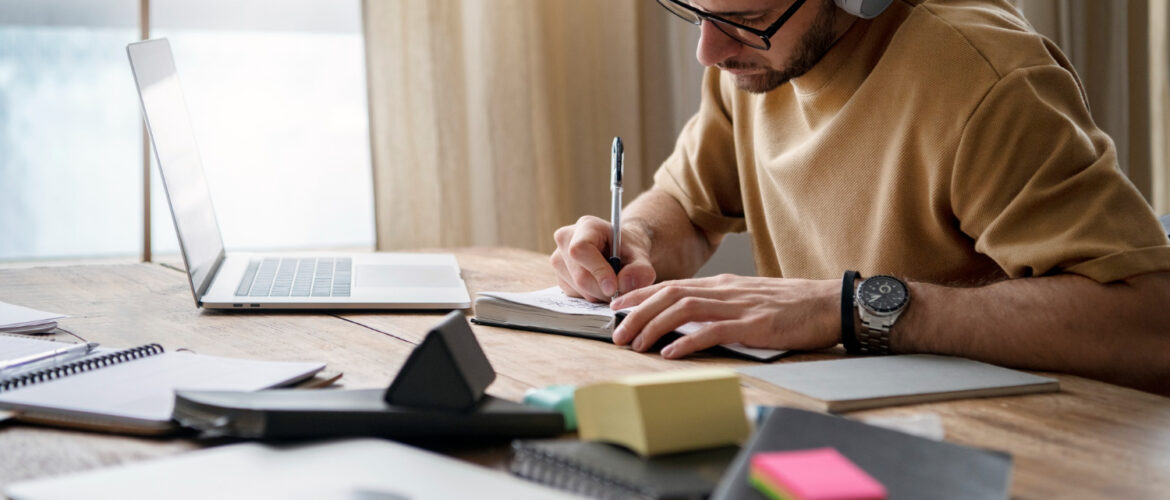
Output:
top-left (655, 0), bottom-right (809, 50)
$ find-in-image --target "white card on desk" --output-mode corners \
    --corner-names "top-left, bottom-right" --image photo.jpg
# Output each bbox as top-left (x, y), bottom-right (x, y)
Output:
top-left (4, 438), bottom-right (578, 500)
top-left (0, 301), bottom-right (65, 334)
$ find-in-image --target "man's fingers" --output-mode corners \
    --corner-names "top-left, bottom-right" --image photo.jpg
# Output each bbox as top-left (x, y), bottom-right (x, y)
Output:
top-left (552, 224), bottom-right (574, 248)
top-left (567, 221), bottom-right (619, 297)
top-left (611, 284), bottom-right (653, 310)
top-left (556, 277), bottom-right (583, 298)
top-left (620, 293), bottom-right (737, 351)
top-left (612, 283), bottom-right (680, 344)
top-left (660, 320), bottom-right (743, 359)
top-left (616, 261), bottom-right (656, 295)
top-left (632, 297), bottom-right (738, 351)
top-left (612, 280), bottom-right (729, 310)
top-left (552, 249), bottom-right (606, 302)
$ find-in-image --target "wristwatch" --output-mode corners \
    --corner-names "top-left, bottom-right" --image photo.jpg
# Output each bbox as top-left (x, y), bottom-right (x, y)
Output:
top-left (854, 275), bottom-right (910, 354)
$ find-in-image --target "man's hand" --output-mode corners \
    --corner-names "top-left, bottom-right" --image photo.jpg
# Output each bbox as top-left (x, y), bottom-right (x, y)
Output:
top-left (610, 274), bottom-right (840, 359)
top-left (550, 215), bottom-right (657, 302)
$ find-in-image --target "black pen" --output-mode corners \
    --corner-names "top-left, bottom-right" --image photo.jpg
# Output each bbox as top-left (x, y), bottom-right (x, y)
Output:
top-left (609, 137), bottom-right (624, 283)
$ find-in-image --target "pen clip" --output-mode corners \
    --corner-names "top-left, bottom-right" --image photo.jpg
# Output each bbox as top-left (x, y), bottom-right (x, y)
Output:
top-left (611, 137), bottom-right (623, 189)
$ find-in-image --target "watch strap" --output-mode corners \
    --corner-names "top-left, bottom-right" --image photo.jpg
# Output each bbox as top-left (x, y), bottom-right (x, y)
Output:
top-left (841, 270), bottom-right (862, 354)
top-left (856, 318), bottom-right (893, 355)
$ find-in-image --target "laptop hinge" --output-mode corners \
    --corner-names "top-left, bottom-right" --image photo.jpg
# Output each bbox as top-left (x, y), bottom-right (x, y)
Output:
top-left (193, 250), bottom-right (226, 307)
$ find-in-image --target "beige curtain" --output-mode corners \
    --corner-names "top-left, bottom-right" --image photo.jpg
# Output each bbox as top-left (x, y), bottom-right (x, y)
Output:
top-left (1016, 0), bottom-right (1170, 214)
top-left (1152, 2), bottom-right (1170, 215)
top-left (363, 1), bottom-right (702, 252)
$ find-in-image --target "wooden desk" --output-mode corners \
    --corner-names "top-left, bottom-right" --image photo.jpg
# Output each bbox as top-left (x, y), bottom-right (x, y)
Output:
top-left (1, 247), bottom-right (1168, 498)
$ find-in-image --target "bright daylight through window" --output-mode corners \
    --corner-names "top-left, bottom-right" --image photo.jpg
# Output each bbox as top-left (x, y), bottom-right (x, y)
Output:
top-left (0, 0), bottom-right (373, 262)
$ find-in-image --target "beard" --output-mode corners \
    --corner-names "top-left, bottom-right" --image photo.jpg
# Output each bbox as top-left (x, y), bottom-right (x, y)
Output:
top-left (718, 1), bottom-right (840, 94)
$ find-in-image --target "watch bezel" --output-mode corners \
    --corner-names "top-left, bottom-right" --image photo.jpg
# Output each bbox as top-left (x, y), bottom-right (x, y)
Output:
top-left (855, 275), bottom-right (909, 315)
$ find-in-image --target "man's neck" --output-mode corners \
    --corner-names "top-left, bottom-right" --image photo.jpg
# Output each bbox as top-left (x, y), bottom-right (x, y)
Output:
top-left (830, 11), bottom-right (859, 46)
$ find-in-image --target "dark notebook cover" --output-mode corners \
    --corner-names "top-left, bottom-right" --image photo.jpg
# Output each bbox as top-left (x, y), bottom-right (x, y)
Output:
top-left (712, 407), bottom-right (1012, 500)
top-left (510, 439), bottom-right (740, 500)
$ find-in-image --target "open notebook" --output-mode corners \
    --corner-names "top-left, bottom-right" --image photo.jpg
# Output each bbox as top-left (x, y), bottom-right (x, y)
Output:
top-left (0, 336), bottom-right (324, 434)
top-left (473, 287), bottom-right (785, 362)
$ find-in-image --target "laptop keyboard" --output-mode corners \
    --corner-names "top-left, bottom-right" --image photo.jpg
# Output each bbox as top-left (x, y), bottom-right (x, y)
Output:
top-left (235, 257), bottom-right (352, 297)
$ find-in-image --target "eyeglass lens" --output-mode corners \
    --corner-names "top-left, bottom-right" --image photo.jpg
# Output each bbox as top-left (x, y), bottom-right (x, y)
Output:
top-left (655, 0), bottom-right (769, 50)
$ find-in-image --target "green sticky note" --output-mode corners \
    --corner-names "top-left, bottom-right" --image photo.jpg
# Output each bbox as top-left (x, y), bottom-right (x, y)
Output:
top-left (523, 385), bottom-right (577, 431)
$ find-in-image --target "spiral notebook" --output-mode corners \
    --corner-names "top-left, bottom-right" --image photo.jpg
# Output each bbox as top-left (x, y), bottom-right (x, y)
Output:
top-left (509, 439), bottom-right (739, 500)
top-left (0, 337), bottom-right (325, 434)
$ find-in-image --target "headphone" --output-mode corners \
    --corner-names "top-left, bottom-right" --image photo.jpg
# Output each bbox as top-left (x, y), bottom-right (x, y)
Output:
top-left (834, 0), bottom-right (894, 19)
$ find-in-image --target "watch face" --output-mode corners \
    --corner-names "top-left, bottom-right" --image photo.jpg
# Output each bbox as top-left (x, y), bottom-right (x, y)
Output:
top-left (858, 275), bottom-right (908, 313)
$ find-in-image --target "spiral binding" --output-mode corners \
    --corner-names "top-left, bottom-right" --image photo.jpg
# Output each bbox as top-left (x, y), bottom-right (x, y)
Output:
top-left (0, 343), bottom-right (165, 392)
top-left (509, 443), bottom-right (658, 500)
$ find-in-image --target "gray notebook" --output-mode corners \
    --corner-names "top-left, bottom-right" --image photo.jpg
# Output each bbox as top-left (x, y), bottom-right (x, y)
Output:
top-left (738, 354), bottom-right (1059, 412)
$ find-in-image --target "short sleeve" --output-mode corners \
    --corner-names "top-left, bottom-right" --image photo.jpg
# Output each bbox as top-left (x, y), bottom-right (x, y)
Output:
top-left (952, 66), bottom-right (1170, 283)
top-left (652, 68), bottom-right (747, 235)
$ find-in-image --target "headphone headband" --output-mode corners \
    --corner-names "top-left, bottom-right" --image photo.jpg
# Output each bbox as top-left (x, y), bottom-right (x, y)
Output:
top-left (835, 0), bottom-right (893, 19)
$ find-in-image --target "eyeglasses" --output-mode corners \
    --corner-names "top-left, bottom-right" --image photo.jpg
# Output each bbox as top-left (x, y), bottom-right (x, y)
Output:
top-left (655, 0), bottom-right (808, 50)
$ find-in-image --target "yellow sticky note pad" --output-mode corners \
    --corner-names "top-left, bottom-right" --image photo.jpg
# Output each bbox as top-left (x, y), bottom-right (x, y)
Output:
top-left (575, 368), bottom-right (750, 456)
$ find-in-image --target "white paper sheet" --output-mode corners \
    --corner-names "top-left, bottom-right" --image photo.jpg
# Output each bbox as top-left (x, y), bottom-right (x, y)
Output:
top-left (0, 301), bottom-right (65, 334)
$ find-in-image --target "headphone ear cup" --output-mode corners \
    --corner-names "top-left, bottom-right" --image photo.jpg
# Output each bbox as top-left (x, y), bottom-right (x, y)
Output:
top-left (834, 0), bottom-right (893, 19)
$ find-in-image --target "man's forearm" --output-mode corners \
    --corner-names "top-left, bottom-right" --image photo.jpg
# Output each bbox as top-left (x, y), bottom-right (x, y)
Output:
top-left (625, 189), bottom-right (722, 281)
top-left (894, 272), bottom-right (1170, 394)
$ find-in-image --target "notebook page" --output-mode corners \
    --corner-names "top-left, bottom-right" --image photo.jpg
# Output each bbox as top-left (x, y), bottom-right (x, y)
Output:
top-left (0, 352), bottom-right (323, 423)
top-left (479, 287), bottom-right (615, 316)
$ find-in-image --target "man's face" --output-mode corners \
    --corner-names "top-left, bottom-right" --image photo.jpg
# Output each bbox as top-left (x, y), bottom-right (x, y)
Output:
top-left (690, 0), bottom-right (846, 93)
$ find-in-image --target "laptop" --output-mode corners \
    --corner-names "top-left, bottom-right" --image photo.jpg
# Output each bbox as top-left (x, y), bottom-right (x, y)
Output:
top-left (126, 38), bottom-right (471, 310)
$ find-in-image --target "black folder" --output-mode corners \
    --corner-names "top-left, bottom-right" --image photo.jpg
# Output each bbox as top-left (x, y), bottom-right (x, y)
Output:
top-left (172, 312), bottom-right (564, 441)
top-left (712, 407), bottom-right (1013, 500)
top-left (173, 388), bottom-right (564, 441)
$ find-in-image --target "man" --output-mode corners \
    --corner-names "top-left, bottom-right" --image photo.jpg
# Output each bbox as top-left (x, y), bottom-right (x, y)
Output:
top-left (550, 0), bottom-right (1170, 395)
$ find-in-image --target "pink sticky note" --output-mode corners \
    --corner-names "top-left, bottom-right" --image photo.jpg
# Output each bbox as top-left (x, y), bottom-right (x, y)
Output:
top-left (750, 448), bottom-right (886, 500)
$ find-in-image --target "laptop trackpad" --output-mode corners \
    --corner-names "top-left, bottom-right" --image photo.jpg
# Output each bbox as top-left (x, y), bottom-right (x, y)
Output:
top-left (355, 265), bottom-right (462, 288)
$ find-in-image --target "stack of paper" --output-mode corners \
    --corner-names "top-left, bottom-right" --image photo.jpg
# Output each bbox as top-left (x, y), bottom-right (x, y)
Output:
top-left (0, 301), bottom-right (65, 335)
top-left (575, 368), bottom-right (750, 456)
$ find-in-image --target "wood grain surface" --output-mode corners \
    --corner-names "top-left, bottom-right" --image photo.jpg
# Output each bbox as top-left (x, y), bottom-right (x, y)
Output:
top-left (1, 247), bottom-right (1168, 498)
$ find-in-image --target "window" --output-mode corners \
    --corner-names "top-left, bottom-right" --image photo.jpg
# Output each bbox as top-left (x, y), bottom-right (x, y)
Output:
top-left (0, 0), bottom-right (373, 262)
top-left (0, 1), bottom-right (142, 260)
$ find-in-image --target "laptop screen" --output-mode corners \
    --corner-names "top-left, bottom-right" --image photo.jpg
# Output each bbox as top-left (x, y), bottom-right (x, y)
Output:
top-left (127, 39), bottom-right (225, 298)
